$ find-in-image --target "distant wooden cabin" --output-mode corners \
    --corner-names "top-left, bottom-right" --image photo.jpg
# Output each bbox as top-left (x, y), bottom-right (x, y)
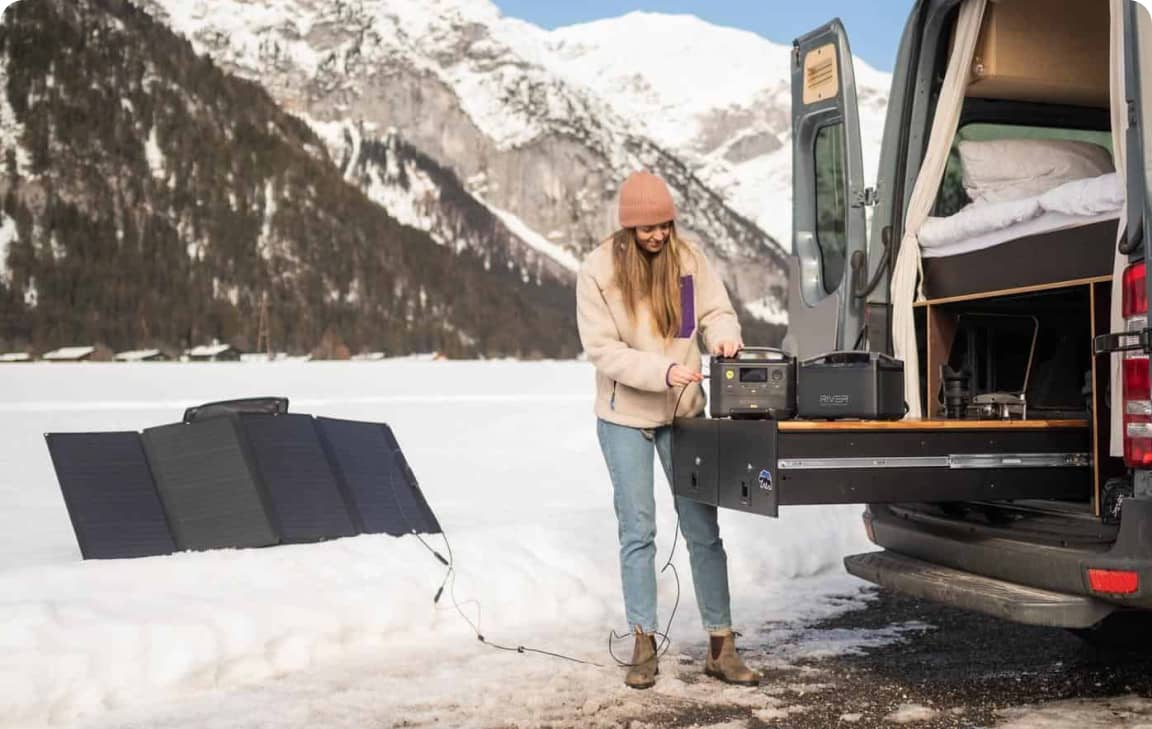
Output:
top-left (0, 352), bottom-right (33, 363)
top-left (186, 343), bottom-right (241, 362)
top-left (42, 346), bottom-right (100, 362)
top-left (114, 349), bottom-right (170, 362)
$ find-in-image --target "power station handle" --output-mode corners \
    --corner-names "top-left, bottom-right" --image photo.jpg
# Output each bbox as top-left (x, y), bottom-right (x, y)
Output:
top-left (726, 347), bottom-right (792, 362)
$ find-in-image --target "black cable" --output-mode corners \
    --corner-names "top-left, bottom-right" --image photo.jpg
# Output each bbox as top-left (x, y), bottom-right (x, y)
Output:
top-left (436, 525), bottom-right (605, 666)
top-left (384, 442), bottom-right (605, 666)
top-left (606, 517), bottom-right (682, 667)
top-left (394, 371), bottom-right (711, 669)
top-left (606, 370), bottom-right (707, 666)
top-left (852, 226), bottom-right (893, 300)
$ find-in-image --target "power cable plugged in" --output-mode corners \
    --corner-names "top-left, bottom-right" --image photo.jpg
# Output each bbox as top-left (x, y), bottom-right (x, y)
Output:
top-left (403, 375), bottom-right (707, 668)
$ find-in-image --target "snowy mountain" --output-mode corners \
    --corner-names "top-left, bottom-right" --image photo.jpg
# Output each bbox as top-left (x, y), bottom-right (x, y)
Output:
top-left (136, 0), bottom-right (793, 331)
top-left (0, 0), bottom-right (579, 358)
top-left (543, 12), bottom-right (891, 248)
top-left (0, 0), bottom-right (891, 352)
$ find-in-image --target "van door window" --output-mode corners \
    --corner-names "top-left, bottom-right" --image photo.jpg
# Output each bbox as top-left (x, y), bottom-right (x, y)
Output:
top-left (815, 123), bottom-right (848, 293)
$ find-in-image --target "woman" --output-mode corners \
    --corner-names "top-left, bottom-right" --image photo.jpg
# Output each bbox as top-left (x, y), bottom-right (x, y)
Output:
top-left (576, 170), bottom-right (760, 690)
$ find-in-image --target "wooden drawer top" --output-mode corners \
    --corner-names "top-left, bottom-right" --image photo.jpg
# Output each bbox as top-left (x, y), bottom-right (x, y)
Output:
top-left (777, 418), bottom-right (1089, 432)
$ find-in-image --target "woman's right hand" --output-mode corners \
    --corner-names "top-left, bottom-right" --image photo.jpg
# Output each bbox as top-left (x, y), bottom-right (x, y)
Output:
top-left (667, 364), bottom-right (704, 388)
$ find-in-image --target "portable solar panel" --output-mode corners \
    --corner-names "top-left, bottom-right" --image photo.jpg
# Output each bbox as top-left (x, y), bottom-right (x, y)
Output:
top-left (315, 417), bottom-right (441, 536)
top-left (142, 418), bottom-right (278, 551)
top-left (45, 432), bottom-right (176, 559)
top-left (237, 414), bottom-right (357, 543)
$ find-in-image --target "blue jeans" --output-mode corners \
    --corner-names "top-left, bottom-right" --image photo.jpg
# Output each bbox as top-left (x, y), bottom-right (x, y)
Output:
top-left (596, 418), bottom-right (732, 633)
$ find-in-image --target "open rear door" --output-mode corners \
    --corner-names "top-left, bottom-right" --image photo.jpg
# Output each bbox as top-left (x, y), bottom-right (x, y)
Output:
top-left (787, 21), bottom-right (870, 357)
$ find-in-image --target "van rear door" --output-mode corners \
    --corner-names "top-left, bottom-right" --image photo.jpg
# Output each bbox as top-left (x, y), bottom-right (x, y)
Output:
top-left (788, 20), bottom-right (869, 357)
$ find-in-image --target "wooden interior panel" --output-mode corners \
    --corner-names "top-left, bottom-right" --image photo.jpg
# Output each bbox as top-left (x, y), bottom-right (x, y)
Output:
top-left (926, 305), bottom-right (958, 419)
top-left (966, 0), bottom-right (1110, 108)
top-left (915, 275), bottom-right (1113, 308)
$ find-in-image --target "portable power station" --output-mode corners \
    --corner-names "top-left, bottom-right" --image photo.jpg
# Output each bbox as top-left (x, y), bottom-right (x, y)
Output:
top-left (709, 347), bottom-right (797, 419)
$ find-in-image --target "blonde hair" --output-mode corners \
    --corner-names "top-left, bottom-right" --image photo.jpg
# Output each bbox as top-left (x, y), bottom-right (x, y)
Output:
top-left (611, 224), bottom-right (684, 340)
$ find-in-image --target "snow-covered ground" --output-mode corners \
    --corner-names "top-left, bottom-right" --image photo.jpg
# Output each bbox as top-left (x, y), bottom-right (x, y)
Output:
top-left (0, 360), bottom-right (879, 728)
top-left (8, 361), bottom-right (1141, 728)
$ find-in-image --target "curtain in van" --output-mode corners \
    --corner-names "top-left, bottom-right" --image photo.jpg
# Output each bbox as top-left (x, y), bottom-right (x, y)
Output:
top-left (1109, 0), bottom-right (1127, 456)
top-left (889, 0), bottom-right (988, 419)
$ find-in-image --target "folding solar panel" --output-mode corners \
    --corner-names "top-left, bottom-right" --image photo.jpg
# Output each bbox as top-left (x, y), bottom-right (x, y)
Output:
top-left (315, 417), bottom-right (441, 536)
top-left (142, 418), bottom-right (278, 551)
top-left (237, 414), bottom-right (357, 543)
top-left (45, 432), bottom-right (176, 559)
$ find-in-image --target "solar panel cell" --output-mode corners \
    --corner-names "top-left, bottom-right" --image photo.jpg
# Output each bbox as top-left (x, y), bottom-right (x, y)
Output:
top-left (315, 417), bottom-right (440, 536)
top-left (142, 418), bottom-right (278, 551)
top-left (45, 432), bottom-right (176, 559)
top-left (239, 414), bottom-right (357, 543)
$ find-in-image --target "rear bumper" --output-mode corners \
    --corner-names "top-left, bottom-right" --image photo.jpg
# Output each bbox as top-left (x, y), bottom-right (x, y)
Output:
top-left (864, 497), bottom-right (1152, 611)
top-left (845, 550), bottom-right (1114, 627)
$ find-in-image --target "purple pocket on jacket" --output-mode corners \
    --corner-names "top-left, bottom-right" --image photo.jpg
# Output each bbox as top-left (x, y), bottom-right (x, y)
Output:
top-left (678, 275), bottom-right (695, 338)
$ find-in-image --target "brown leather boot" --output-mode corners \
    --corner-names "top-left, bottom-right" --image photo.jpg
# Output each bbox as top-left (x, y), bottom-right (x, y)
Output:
top-left (624, 628), bottom-right (659, 689)
top-left (704, 630), bottom-right (760, 686)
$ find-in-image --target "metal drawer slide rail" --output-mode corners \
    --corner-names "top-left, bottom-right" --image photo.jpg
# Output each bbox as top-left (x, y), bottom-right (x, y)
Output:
top-left (778, 453), bottom-right (1091, 470)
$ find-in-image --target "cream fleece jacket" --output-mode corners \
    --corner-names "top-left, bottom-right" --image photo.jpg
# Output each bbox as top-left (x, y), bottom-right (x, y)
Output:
top-left (576, 239), bottom-right (742, 428)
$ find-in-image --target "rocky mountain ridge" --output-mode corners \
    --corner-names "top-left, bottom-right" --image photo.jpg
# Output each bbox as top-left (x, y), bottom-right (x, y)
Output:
top-left (0, 0), bottom-right (578, 357)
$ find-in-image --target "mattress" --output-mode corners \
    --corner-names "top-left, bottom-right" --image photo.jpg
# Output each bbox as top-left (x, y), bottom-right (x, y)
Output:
top-left (921, 209), bottom-right (1120, 259)
top-left (921, 218), bottom-right (1119, 300)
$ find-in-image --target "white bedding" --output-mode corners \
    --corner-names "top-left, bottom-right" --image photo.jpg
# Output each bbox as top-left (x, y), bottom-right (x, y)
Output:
top-left (920, 173), bottom-right (1123, 258)
top-left (920, 209), bottom-right (1121, 258)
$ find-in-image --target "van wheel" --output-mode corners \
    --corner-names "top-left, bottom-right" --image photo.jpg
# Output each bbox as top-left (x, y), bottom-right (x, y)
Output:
top-left (1068, 611), bottom-right (1152, 652)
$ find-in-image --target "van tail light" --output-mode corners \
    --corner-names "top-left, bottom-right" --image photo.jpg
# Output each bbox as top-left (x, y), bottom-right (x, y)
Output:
top-left (1087, 568), bottom-right (1140, 595)
top-left (1122, 262), bottom-right (1152, 467)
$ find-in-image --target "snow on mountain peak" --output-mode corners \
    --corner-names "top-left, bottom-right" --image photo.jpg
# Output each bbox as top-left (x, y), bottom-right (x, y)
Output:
top-left (546, 11), bottom-right (794, 126)
top-left (143, 0), bottom-right (629, 152)
top-left (542, 11), bottom-right (892, 246)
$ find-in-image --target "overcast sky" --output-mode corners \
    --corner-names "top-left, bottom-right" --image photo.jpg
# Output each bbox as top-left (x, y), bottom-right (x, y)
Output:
top-left (492, 1), bottom-right (912, 71)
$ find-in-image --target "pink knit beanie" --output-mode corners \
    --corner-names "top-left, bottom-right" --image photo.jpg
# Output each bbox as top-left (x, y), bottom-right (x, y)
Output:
top-left (617, 171), bottom-right (677, 228)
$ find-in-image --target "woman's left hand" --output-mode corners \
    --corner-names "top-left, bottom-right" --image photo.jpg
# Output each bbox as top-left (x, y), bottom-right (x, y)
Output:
top-left (711, 339), bottom-right (742, 358)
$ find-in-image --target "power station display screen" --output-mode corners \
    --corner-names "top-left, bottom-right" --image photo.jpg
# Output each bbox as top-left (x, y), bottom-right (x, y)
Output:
top-left (738, 367), bottom-right (767, 383)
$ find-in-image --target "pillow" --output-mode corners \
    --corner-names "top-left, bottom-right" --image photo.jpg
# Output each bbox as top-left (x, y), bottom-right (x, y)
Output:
top-left (958, 138), bottom-right (1114, 205)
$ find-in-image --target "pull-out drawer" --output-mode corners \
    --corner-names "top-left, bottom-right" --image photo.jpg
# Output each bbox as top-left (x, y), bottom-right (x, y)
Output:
top-left (671, 418), bottom-right (1091, 518)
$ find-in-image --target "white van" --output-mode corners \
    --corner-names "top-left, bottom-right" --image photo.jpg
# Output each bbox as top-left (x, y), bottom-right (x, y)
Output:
top-left (673, 0), bottom-right (1152, 637)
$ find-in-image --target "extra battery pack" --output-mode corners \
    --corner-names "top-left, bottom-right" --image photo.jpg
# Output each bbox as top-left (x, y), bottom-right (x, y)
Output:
top-left (797, 351), bottom-right (906, 420)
